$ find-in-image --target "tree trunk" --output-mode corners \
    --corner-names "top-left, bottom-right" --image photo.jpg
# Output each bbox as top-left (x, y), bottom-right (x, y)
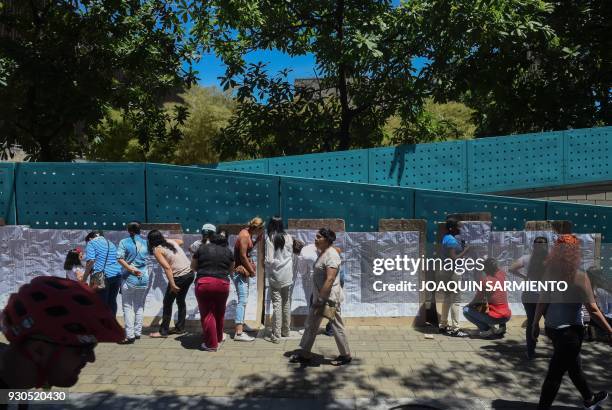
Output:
top-left (335, 0), bottom-right (351, 151)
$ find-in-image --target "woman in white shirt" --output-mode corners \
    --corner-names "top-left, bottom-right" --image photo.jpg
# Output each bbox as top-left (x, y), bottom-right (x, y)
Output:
top-left (264, 217), bottom-right (294, 343)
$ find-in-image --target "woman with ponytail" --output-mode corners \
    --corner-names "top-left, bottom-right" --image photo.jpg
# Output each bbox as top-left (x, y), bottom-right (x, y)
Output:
top-left (264, 216), bottom-right (294, 343)
top-left (116, 222), bottom-right (149, 344)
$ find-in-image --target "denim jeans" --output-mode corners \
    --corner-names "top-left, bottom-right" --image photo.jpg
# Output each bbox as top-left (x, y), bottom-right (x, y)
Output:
top-left (463, 305), bottom-right (509, 331)
top-left (121, 282), bottom-right (148, 339)
top-left (231, 272), bottom-right (249, 324)
top-left (96, 275), bottom-right (121, 316)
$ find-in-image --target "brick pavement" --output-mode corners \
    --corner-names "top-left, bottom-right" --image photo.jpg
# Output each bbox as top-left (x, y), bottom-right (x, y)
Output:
top-left (3, 319), bottom-right (611, 409)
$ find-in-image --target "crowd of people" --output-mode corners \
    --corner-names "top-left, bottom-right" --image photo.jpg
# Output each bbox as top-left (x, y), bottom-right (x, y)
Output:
top-left (1, 215), bottom-right (611, 410)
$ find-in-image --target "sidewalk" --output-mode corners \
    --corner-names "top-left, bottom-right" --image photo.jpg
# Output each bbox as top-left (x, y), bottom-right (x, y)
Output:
top-left (13, 320), bottom-right (612, 409)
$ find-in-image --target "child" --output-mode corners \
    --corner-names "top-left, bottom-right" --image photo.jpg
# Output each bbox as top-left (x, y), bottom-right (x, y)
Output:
top-left (63, 248), bottom-right (84, 282)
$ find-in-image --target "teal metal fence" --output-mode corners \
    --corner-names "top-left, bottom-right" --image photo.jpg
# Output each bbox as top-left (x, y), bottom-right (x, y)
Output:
top-left (0, 163), bottom-right (16, 225)
top-left (15, 162), bottom-right (146, 229)
top-left (212, 126), bottom-right (612, 194)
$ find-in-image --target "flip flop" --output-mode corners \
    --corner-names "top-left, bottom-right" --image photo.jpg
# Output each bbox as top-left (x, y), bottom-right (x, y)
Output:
top-left (149, 332), bottom-right (168, 338)
top-left (289, 354), bottom-right (312, 364)
top-left (330, 355), bottom-right (352, 366)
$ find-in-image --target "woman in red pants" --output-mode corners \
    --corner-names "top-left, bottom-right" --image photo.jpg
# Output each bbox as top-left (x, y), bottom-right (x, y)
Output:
top-left (191, 230), bottom-right (235, 351)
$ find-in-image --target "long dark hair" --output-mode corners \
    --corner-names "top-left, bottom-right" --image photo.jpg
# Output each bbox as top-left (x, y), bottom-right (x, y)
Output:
top-left (527, 236), bottom-right (548, 281)
top-left (147, 230), bottom-right (176, 254)
top-left (211, 231), bottom-right (229, 247)
top-left (267, 216), bottom-right (286, 251)
top-left (63, 249), bottom-right (82, 270)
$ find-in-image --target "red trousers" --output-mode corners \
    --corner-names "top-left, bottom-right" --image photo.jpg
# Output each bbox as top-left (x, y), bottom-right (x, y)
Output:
top-left (195, 276), bottom-right (230, 349)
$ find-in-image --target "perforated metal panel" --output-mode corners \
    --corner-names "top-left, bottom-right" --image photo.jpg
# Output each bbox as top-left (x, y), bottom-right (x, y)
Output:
top-left (414, 189), bottom-right (547, 243)
top-left (468, 132), bottom-right (564, 193)
top-left (146, 164), bottom-right (280, 232)
top-left (564, 127), bottom-right (612, 185)
top-left (269, 150), bottom-right (369, 183)
top-left (368, 141), bottom-right (467, 191)
top-left (281, 177), bottom-right (414, 232)
top-left (0, 163), bottom-right (16, 224)
top-left (15, 163), bottom-right (145, 229)
top-left (216, 159), bottom-right (269, 174)
top-left (546, 201), bottom-right (612, 280)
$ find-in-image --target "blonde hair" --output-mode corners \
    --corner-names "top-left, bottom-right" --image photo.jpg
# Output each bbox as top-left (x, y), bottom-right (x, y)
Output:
top-left (248, 216), bottom-right (264, 230)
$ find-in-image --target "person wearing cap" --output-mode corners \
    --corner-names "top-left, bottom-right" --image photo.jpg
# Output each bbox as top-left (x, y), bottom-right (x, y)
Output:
top-left (0, 276), bottom-right (124, 390)
top-left (190, 223), bottom-right (217, 254)
top-left (116, 221), bottom-right (150, 344)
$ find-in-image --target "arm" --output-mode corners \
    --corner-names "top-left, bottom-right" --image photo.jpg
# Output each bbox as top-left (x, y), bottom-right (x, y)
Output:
top-left (316, 266), bottom-right (339, 303)
top-left (531, 299), bottom-right (548, 342)
top-left (585, 302), bottom-right (612, 335)
top-left (239, 234), bottom-right (256, 277)
top-left (154, 248), bottom-right (179, 293)
top-left (190, 256), bottom-right (199, 273)
top-left (509, 258), bottom-right (527, 279)
top-left (83, 260), bottom-right (95, 282)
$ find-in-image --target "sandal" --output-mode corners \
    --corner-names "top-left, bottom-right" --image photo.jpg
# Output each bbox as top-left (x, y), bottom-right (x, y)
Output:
top-left (149, 332), bottom-right (168, 338)
top-left (330, 355), bottom-right (352, 366)
top-left (289, 354), bottom-right (312, 364)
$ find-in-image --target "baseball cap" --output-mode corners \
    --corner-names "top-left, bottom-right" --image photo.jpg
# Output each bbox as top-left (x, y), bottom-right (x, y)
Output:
top-left (201, 223), bottom-right (216, 233)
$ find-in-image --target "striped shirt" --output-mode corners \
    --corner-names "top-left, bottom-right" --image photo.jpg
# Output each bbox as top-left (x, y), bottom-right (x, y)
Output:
top-left (85, 237), bottom-right (122, 278)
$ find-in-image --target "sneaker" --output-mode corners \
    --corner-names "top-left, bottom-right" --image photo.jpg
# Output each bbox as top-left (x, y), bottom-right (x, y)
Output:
top-left (200, 343), bottom-right (218, 352)
top-left (298, 329), bottom-right (305, 335)
top-left (584, 391), bottom-right (608, 410)
top-left (118, 338), bottom-right (135, 345)
top-left (493, 324), bottom-right (506, 336)
top-left (449, 328), bottom-right (469, 338)
top-left (439, 326), bottom-right (450, 335)
top-left (234, 332), bottom-right (255, 342)
top-left (264, 336), bottom-right (281, 344)
top-left (135, 335), bottom-right (141, 340)
top-left (243, 324), bottom-right (256, 332)
top-left (478, 329), bottom-right (495, 338)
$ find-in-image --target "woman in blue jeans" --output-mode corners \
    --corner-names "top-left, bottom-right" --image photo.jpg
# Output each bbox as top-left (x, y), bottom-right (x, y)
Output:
top-left (232, 217), bottom-right (264, 342)
top-left (463, 258), bottom-right (511, 338)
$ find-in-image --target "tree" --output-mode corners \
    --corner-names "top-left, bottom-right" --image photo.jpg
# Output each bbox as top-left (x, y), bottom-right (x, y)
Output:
top-left (86, 86), bottom-right (233, 164)
top-left (0, 0), bottom-right (197, 161)
top-left (192, 0), bottom-right (428, 159)
top-left (413, 0), bottom-right (611, 136)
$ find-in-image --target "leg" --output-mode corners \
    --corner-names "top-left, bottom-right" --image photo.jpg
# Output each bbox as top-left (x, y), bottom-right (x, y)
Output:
top-left (159, 286), bottom-right (177, 335)
top-left (109, 276), bottom-right (122, 316)
top-left (299, 307), bottom-right (324, 355)
top-left (523, 301), bottom-right (537, 356)
top-left (330, 306), bottom-right (350, 357)
top-left (232, 273), bottom-right (249, 331)
top-left (133, 287), bottom-right (147, 337)
top-left (439, 290), bottom-right (452, 328)
top-left (174, 274), bottom-right (194, 331)
top-left (121, 283), bottom-right (136, 339)
top-left (270, 286), bottom-right (282, 340)
top-left (462, 306), bottom-right (490, 331)
top-left (196, 278), bottom-right (218, 348)
top-left (538, 328), bottom-right (573, 409)
top-left (565, 327), bottom-right (593, 401)
top-left (281, 285), bottom-right (291, 337)
top-left (215, 280), bottom-right (230, 343)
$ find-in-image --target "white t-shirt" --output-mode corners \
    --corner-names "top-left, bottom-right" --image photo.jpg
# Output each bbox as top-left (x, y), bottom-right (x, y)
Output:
top-left (265, 234), bottom-right (294, 288)
top-left (65, 266), bottom-right (84, 281)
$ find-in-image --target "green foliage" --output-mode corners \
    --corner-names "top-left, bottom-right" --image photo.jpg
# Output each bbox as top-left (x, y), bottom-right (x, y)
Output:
top-left (0, 0), bottom-right (197, 161)
top-left (192, 0), bottom-right (427, 159)
top-left (387, 99), bottom-right (476, 144)
top-left (413, 0), bottom-right (611, 136)
top-left (86, 86), bottom-right (233, 164)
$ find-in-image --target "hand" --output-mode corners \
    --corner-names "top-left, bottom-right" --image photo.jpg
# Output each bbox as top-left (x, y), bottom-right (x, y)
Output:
top-left (235, 265), bottom-right (248, 276)
top-left (76, 272), bottom-right (84, 282)
top-left (131, 268), bottom-right (142, 277)
top-left (170, 284), bottom-right (180, 294)
top-left (532, 323), bottom-right (540, 342)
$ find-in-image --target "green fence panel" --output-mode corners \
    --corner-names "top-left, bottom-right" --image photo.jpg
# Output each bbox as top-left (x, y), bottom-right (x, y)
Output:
top-left (546, 201), bottom-right (612, 281)
top-left (269, 149), bottom-right (369, 183)
top-left (468, 131), bottom-right (564, 193)
top-left (280, 177), bottom-right (414, 232)
top-left (15, 163), bottom-right (145, 229)
top-left (368, 141), bottom-right (467, 191)
top-left (564, 127), bottom-right (612, 185)
top-left (0, 163), bottom-right (16, 225)
top-left (415, 189), bottom-right (547, 243)
top-left (215, 159), bottom-right (269, 174)
top-left (146, 164), bottom-right (280, 232)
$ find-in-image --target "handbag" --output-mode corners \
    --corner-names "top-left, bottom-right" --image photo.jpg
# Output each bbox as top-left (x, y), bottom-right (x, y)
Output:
top-left (90, 239), bottom-right (110, 290)
top-left (314, 299), bottom-right (337, 321)
top-left (292, 238), bottom-right (305, 255)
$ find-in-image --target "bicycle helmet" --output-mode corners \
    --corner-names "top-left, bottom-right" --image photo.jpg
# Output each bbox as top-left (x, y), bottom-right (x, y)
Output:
top-left (1, 276), bottom-right (123, 345)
